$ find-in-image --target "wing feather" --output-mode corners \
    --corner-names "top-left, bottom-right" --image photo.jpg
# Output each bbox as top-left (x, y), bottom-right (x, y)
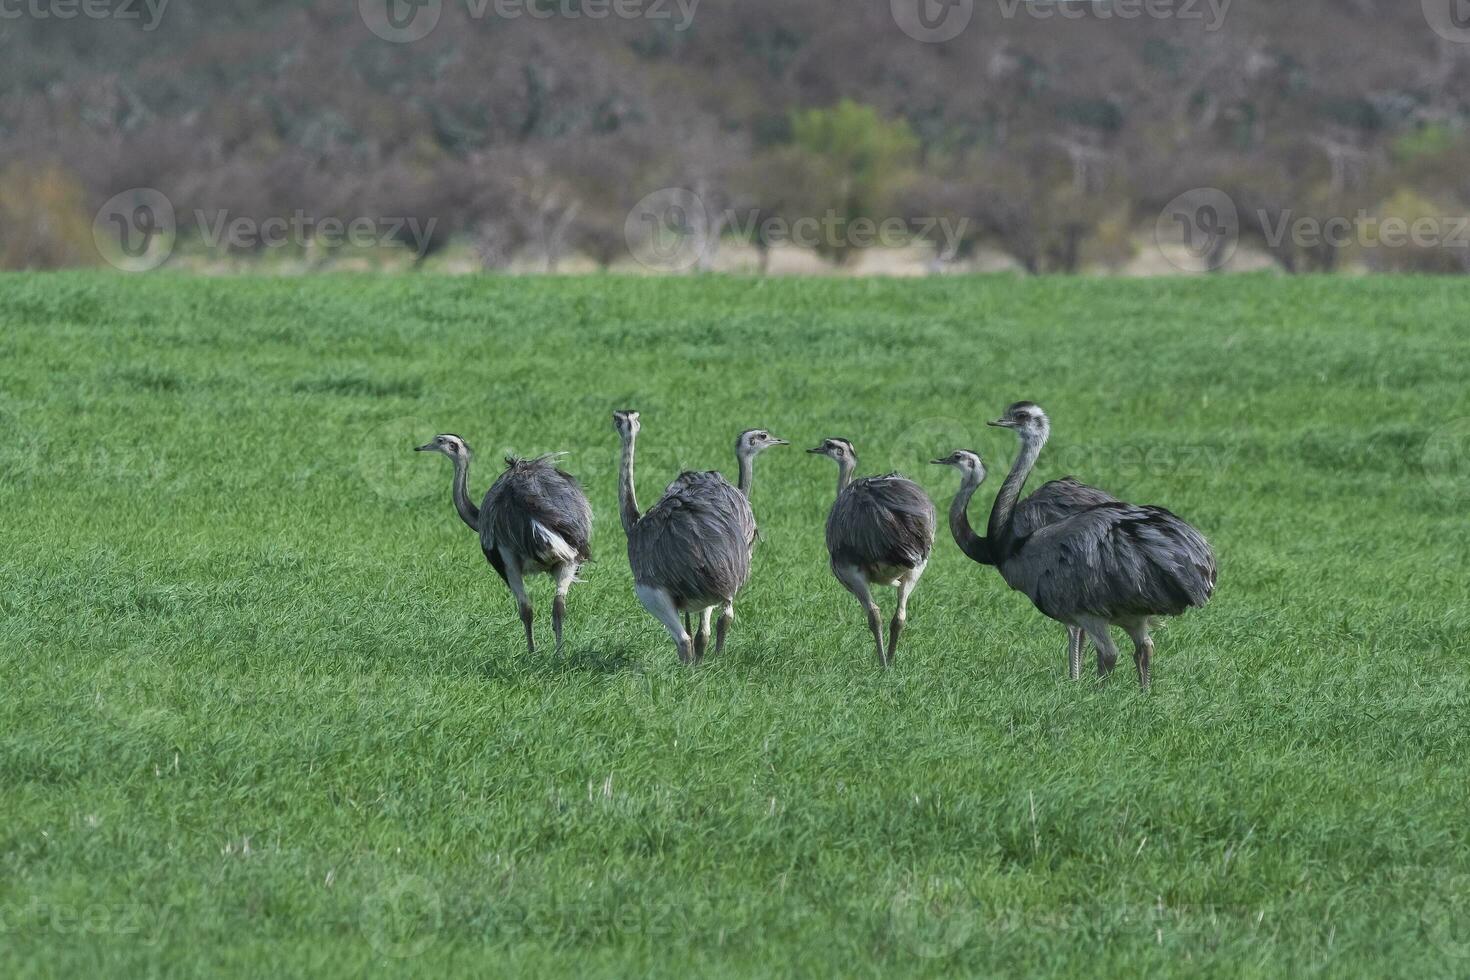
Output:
top-left (1011, 502), bottom-right (1216, 621)
top-left (1011, 478), bottom-right (1117, 540)
top-left (479, 455), bottom-right (594, 568)
top-left (825, 475), bottom-right (936, 571)
top-left (628, 471), bottom-right (754, 604)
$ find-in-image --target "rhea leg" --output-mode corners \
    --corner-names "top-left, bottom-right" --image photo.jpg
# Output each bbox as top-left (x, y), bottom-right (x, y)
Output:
top-left (1066, 627), bottom-right (1085, 681)
top-left (714, 600), bottom-right (734, 655)
top-left (501, 550), bottom-right (535, 653)
top-left (551, 562), bottom-right (577, 656)
top-left (1076, 616), bottom-right (1119, 678)
top-left (834, 563), bottom-right (885, 667)
top-left (636, 584), bottom-right (693, 664)
top-left (887, 562), bottom-right (925, 667)
top-left (1122, 619), bottom-right (1154, 692)
top-left (692, 606), bottom-right (714, 663)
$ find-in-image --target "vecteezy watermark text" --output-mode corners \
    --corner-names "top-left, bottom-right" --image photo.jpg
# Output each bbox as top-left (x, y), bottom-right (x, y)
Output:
top-left (192, 210), bottom-right (437, 255)
top-left (92, 188), bottom-right (438, 271)
top-left (625, 188), bottom-right (971, 272)
top-left (998, 0), bottom-right (1230, 28)
top-left (477, 0), bottom-right (697, 29)
top-left (358, 0), bottom-right (697, 43)
top-left (0, 0), bottom-right (168, 29)
top-left (0, 897), bottom-right (170, 945)
top-left (1256, 211), bottom-right (1470, 252)
top-left (1156, 187), bottom-right (1470, 272)
top-left (718, 212), bottom-right (970, 255)
top-left (891, 0), bottom-right (1230, 43)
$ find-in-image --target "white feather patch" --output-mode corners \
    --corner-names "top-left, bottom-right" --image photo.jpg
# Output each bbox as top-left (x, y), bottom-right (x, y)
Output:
top-left (531, 520), bottom-right (578, 566)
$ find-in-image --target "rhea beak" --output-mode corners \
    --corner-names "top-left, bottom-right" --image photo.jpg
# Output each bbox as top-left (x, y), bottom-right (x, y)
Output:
top-left (771, 437), bottom-right (790, 447)
top-left (987, 418), bottom-right (1013, 428)
top-left (415, 443), bottom-right (435, 452)
top-left (930, 457), bottom-right (950, 465)
top-left (805, 446), bottom-right (825, 454)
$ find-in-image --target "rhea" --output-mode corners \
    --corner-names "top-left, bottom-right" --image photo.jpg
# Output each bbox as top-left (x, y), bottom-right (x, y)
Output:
top-left (613, 411), bottom-right (787, 663)
top-left (416, 433), bottom-right (593, 656)
top-left (982, 402), bottom-right (1216, 690)
top-left (808, 438), bottom-right (936, 668)
top-left (931, 448), bottom-right (1117, 679)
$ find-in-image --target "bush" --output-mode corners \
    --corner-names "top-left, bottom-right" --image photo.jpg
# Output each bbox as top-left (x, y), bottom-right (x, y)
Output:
top-left (782, 100), bottom-right (918, 264)
top-left (0, 163), bottom-right (96, 270)
top-left (1362, 189), bottom-right (1470, 275)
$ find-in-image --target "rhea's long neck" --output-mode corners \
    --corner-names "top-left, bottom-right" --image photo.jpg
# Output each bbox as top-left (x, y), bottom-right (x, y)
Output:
top-left (949, 469), bottom-right (993, 565)
top-left (618, 433), bottom-right (642, 535)
top-left (450, 453), bottom-right (480, 532)
top-left (737, 450), bottom-right (755, 497)
top-left (988, 431), bottom-right (1044, 545)
top-left (834, 456), bottom-right (856, 497)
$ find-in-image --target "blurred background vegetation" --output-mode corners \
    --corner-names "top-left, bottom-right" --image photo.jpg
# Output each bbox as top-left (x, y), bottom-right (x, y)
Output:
top-left (2, 0), bottom-right (1468, 274)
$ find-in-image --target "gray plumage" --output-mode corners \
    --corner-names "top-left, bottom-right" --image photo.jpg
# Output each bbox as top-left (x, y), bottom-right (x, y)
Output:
top-left (933, 449), bottom-right (1115, 676)
top-left (984, 402), bottom-right (1216, 689)
top-left (479, 454), bottom-right (594, 577)
top-left (825, 475), bottom-right (936, 576)
top-left (416, 434), bottom-right (592, 655)
top-left (1011, 477), bottom-right (1117, 540)
top-left (1006, 502), bottom-right (1215, 623)
top-left (628, 469), bottom-right (754, 608)
top-left (614, 412), bottom-right (785, 663)
top-left (810, 438), bottom-right (935, 668)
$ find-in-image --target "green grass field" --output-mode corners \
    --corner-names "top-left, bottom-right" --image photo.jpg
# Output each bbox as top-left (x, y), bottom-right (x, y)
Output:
top-left (2, 272), bottom-right (1468, 977)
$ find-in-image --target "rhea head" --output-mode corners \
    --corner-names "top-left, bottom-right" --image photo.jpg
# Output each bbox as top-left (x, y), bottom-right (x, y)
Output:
top-left (612, 409), bottom-right (641, 440)
top-left (930, 449), bottom-right (987, 483)
top-left (987, 401), bottom-right (1050, 441)
top-left (415, 433), bottom-right (470, 459)
top-left (737, 428), bottom-right (789, 458)
top-left (806, 437), bottom-right (856, 463)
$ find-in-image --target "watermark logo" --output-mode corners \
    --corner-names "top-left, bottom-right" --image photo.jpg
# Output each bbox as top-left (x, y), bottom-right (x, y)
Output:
top-left (894, 415), bottom-right (978, 489)
top-left (1423, 0), bottom-right (1470, 43)
top-left (0, 406), bottom-right (44, 484)
top-left (362, 417), bottom-right (442, 503)
top-left (359, 0), bottom-right (442, 42)
top-left (1159, 187), bottom-right (1470, 270)
top-left (625, 188), bottom-right (711, 273)
top-left (360, 875), bottom-right (442, 958)
top-left (92, 189), bottom-right (439, 271)
top-left (1155, 188), bottom-right (1239, 272)
top-left (1421, 877), bottom-right (1470, 959)
top-left (887, 876), bottom-right (975, 959)
top-left (891, 0), bottom-right (973, 43)
top-left (93, 188), bottom-right (177, 272)
top-left (1423, 419), bottom-right (1470, 499)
